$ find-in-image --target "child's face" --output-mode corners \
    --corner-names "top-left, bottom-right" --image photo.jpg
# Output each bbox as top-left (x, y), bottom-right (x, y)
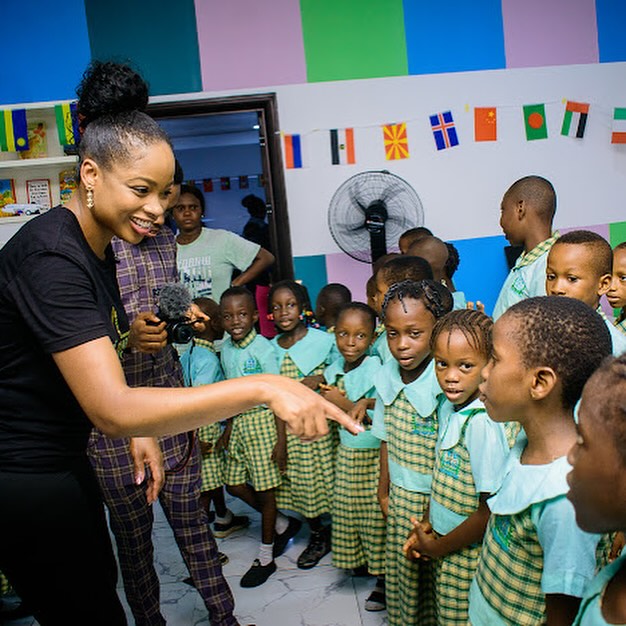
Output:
top-left (271, 287), bottom-right (302, 333)
top-left (220, 294), bottom-right (258, 342)
top-left (434, 329), bottom-right (486, 409)
top-left (546, 244), bottom-right (611, 309)
top-left (567, 375), bottom-right (626, 534)
top-left (335, 310), bottom-right (375, 365)
top-left (607, 247), bottom-right (626, 310)
top-left (479, 315), bottom-right (531, 422)
top-left (385, 298), bottom-right (434, 374)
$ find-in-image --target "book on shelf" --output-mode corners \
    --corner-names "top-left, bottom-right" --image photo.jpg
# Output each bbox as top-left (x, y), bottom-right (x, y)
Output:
top-left (19, 121), bottom-right (48, 160)
top-left (0, 179), bottom-right (16, 216)
top-left (26, 178), bottom-right (52, 210)
top-left (59, 168), bottom-right (77, 205)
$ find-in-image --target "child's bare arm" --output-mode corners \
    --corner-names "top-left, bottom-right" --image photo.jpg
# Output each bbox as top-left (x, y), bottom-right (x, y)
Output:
top-left (272, 416), bottom-right (288, 473)
top-left (215, 418), bottom-right (233, 451)
top-left (544, 594), bottom-right (581, 626)
top-left (349, 398), bottom-right (375, 424)
top-left (377, 442), bottom-right (390, 517)
top-left (319, 384), bottom-right (354, 412)
top-left (300, 374), bottom-right (325, 390)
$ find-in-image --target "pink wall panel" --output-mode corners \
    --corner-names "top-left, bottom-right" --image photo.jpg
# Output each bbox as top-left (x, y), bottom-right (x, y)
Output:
top-left (502, 0), bottom-right (599, 68)
top-left (195, 0), bottom-right (307, 91)
top-left (325, 252), bottom-right (373, 304)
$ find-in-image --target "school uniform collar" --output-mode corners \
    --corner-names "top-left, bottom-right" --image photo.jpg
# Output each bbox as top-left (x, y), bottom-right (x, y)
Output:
top-left (193, 338), bottom-right (216, 353)
top-left (437, 397), bottom-right (486, 450)
top-left (325, 355), bottom-right (382, 401)
top-left (272, 327), bottom-right (334, 374)
top-left (234, 328), bottom-right (257, 349)
top-left (515, 231), bottom-right (560, 269)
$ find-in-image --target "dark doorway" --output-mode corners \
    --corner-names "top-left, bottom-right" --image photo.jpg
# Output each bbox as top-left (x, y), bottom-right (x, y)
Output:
top-left (148, 93), bottom-right (293, 280)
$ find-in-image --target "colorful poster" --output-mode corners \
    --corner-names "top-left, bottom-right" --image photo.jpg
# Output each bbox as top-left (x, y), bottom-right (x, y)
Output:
top-left (561, 101), bottom-right (589, 138)
top-left (330, 128), bottom-right (356, 165)
top-left (26, 179), bottom-right (52, 210)
top-left (474, 107), bottom-right (497, 142)
top-left (430, 111), bottom-right (459, 150)
top-left (523, 104), bottom-right (548, 140)
top-left (203, 179), bottom-right (213, 193)
top-left (220, 177), bottom-right (231, 191)
top-left (283, 133), bottom-right (303, 168)
top-left (383, 123), bottom-right (409, 160)
top-left (611, 108), bottom-right (626, 144)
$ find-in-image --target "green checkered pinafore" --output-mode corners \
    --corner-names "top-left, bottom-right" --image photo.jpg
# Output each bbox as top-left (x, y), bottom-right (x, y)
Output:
top-left (430, 411), bottom-right (482, 625)
top-left (385, 390), bottom-right (438, 626)
top-left (473, 507), bottom-right (546, 624)
top-left (224, 405), bottom-right (281, 492)
top-left (331, 378), bottom-right (385, 575)
top-left (275, 355), bottom-right (338, 517)
top-left (197, 422), bottom-right (224, 491)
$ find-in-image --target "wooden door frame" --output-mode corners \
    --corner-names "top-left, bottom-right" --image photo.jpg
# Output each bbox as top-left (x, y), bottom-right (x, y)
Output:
top-left (148, 93), bottom-right (294, 280)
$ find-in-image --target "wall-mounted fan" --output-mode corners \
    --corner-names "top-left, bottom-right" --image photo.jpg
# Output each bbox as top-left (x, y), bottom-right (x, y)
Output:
top-left (328, 170), bottom-right (424, 264)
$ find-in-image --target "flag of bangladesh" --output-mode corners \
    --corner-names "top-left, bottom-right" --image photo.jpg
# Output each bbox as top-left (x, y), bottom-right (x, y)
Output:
top-left (523, 104), bottom-right (548, 141)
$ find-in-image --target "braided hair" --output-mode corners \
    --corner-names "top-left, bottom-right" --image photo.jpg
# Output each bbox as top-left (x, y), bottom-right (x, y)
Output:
top-left (430, 309), bottom-right (493, 359)
top-left (381, 280), bottom-right (453, 322)
top-left (268, 280), bottom-right (320, 328)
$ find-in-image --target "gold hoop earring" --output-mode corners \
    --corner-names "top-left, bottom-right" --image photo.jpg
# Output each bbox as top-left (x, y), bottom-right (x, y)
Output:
top-left (86, 188), bottom-right (94, 210)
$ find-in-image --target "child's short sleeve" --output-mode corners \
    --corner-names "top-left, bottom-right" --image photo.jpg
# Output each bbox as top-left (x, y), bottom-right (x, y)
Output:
top-left (534, 495), bottom-right (601, 598)
top-left (370, 391), bottom-right (387, 441)
top-left (256, 339), bottom-right (280, 375)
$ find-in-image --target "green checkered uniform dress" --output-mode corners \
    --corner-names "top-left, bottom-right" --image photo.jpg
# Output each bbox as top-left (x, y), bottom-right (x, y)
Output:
top-left (430, 413), bottom-right (482, 625)
top-left (224, 406), bottom-right (281, 492)
top-left (331, 380), bottom-right (385, 574)
top-left (385, 391), bottom-right (438, 626)
top-left (275, 355), bottom-right (338, 517)
top-left (197, 422), bottom-right (225, 491)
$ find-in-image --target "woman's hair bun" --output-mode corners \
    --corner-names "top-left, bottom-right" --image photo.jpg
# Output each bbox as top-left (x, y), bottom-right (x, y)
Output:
top-left (76, 61), bottom-right (150, 129)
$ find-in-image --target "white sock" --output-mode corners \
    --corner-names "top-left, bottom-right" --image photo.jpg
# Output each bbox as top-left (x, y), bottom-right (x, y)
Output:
top-left (275, 513), bottom-right (289, 535)
top-left (258, 542), bottom-right (274, 566)
top-left (215, 509), bottom-right (233, 525)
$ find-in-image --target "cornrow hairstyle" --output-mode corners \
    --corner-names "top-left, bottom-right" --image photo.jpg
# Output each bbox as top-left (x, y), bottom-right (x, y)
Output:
top-left (381, 279), bottom-right (453, 322)
top-left (583, 354), bottom-right (626, 464)
top-left (378, 255), bottom-right (434, 286)
top-left (336, 302), bottom-right (378, 334)
top-left (430, 309), bottom-right (493, 360)
top-left (220, 285), bottom-right (256, 309)
top-left (76, 61), bottom-right (171, 172)
top-left (552, 230), bottom-right (612, 277)
top-left (444, 242), bottom-right (460, 279)
top-left (180, 184), bottom-right (206, 214)
top-left (503, 296), bottom-right (612, 410)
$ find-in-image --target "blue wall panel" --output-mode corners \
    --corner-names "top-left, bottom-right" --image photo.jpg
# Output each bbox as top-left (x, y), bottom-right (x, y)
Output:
top-left (293, 255), bottom-right (329, 309)
top-left (596, 0), bottom-right (626, 62)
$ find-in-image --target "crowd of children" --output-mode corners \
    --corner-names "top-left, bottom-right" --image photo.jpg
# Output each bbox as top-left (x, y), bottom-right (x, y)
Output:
top-left (173, 173), bottom-right (626, 626)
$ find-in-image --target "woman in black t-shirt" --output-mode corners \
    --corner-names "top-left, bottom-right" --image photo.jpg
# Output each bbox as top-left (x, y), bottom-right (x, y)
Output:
top-left (0, 62), bottom-right (359, 626)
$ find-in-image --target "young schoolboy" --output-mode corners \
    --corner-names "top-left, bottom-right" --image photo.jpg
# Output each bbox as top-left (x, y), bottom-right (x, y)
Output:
top-left (567, 354), bottom-right (626, 626)
top-left (399, 227), bottom-right (434, 254)
top-left (607, 241), bottom-right (626, 335)
top-left (492, 175), bottom-right (559, 319)
top-left (315, 283), bottom-right (352, 331)
top-left (545, 230), bottom-right (626, 356)
top-left (469, 296), bottom-right (612, 625)
top-left (219, 286), bottom-right (293, 587)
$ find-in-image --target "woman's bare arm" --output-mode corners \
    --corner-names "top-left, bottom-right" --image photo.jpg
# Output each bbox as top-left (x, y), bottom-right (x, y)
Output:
top-left (53, 337), bottom-right (362, 440)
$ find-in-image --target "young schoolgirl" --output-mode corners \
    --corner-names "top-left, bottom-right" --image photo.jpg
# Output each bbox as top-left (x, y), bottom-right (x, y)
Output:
top-left (469, 296), bottom-right (613, 626)
top-left (218, 286), bottom-right (296, 587)
top-left (567, 354), bottom-right (626, 626)
top-left (371, 279), bottom-right (453, 626)
top-left (320, 302), bottom-right (386, 611)
top-left (607, 241), bottom-right (626, 335)
top-left (403, 309), bottom-right (510, 625)
top-left (179, 297), bottom-right (248, 542)
top-left (270, 280), bottom-right (338, 569)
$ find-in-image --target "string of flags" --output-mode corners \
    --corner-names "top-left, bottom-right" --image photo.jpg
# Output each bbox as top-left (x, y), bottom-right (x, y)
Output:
top-left (187, 174), bottom-right (264, 192)
top-left (283, 101), bottom-right (626, 169)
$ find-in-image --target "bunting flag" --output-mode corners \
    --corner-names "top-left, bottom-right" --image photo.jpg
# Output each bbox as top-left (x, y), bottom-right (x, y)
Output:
top-left (561, 101), bottom-right (589, 139)
top-left (330, 128), bottom-right (356, 165)
top-left (474, 107), bottom-right (497, 142)
top-left (383, 123), bottom-right (409, 160)
top-left (430, 111), bottom-right (459, 150)
top-left (611, 108), bottom-right (626, 144)
top-left (523, 104), bottom-right (548, 140)
top-left (203, 179), bottom-right (213, 192)
top-left (238, 175), bottom-right (249, 189)
top-left (0, 109), bottom-right (29, 152)
top-left (220, 177), bottom-right (231, 191)
top-left (283, 133), bottom-right (303, 168)
top-left (54, 102), bottom-right (80, 146)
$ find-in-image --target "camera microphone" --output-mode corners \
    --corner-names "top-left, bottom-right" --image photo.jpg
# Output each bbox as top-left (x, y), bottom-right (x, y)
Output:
top-left (157, 284), bottom-right (194, 344)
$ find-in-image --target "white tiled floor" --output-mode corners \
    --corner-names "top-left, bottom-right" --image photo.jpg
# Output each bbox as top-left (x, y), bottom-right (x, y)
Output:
top-left (3, 501), bottom-right (388, 626)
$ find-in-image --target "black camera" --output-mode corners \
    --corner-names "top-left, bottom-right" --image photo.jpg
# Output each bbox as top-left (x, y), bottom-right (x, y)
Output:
top-left (163, 318), bottom-right (194, 344)
top-left (156, 284), bottom-right (195, 344)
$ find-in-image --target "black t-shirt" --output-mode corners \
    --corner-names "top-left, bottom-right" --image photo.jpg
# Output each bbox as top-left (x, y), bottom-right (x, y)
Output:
top-left (0, 206), bottom-right (128, 472)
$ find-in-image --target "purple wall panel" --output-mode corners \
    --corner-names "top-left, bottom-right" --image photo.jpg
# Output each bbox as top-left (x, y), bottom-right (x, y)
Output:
top-left (196, 0), bottom-right (307, 91)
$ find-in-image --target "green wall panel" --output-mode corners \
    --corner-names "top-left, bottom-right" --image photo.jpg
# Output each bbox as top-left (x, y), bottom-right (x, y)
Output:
top-left (84, 0), bottom-right (202, 96)
top-left (300, 0), bottom-right (408, 82)
top-left (609, 221), bottom-right (626, 247)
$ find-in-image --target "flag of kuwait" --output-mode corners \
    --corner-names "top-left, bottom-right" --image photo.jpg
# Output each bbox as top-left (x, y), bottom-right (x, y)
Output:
top-left (561, 101), bottom-right (589, 139)
top-left (611, 108), bottom-right (626, 144)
